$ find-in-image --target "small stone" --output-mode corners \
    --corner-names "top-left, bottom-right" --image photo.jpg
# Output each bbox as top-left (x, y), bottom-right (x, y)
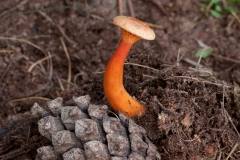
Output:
top-left (146, 154), bottom-right (161, 160)
top-left (128, 152), bottom-right (145, 160)
top-left (36, 146), bottom-right (60, 160)
top-left (38, 116), bottom-right (65, 140)
top-left (84, 141), bottom-right (110, 160)
top-left (73, 95), bottom-right (91, 112)
top-left (129, 133), bottom-right (148, 157)
top-left (128, 119), bottom-right (146, 135)
top-left (62, 148), bottom-right (86, 160)
top-left (118, 112), bottom-right (129, 127)
top-left (145, 138), bottom-right (161, 160)
top-left (47, 97), bottom-right (63, 116)
top-left (103, 115), bottom-right (127, 135)
top-left (61, 106), bottom-right (89, 131)
top-left (88, 104), bottom-right (108, 120)
top-left (52, 130), bottom-right (83, 154)
top-left (106, 133), bottom-right (130, 156)
top-left (111, 157), bottom-right (127, 160)
top-left (75, 119), bottom-right (103, 143)
top-left (31, 102), bottom-right (50, 118)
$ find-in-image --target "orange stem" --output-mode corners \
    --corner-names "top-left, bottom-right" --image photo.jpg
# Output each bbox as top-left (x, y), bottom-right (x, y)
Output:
top-left (104, 29), bottom-right (145, 117)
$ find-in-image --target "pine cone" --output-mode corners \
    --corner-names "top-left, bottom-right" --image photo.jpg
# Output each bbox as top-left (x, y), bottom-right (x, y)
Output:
top-left (31, 95), bottom-right (161, 160)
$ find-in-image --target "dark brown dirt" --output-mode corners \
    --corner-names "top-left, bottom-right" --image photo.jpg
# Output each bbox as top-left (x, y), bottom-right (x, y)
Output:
top-left (0, 0), bottom-right (240, 159)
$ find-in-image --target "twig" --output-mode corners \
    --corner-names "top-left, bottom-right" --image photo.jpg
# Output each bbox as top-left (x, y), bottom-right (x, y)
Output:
top-left (226, 143), bottom-right (238, 160)
top-left (118, 0), bottom-right (123, 15)
top-left (26, 126), bottom-right (31, 143)
top-left (0, 0), bottom-right (29, 18)
top-left (176, 129), bottom-right (196, 142)
top-left (165, 76), bottom-right (230, 88)
top-left (153, 97), bottom-right (175, 114)
top-left (196, 48), bottom-right (209, 69)
top-left (84, 0), bottom-right (88, 12)
top-left (161, 64), bottom-right (177, 74)
top-left (8, 96), bottom-right (51, 103)
top-left (73, 71), bottom-right (88, 84)
top-left (140, 45), bottom-right (156, 54)
top-left (47, 51), bottom-right (53, 81)
top-left (222, 0), bottom-right (240, 24)
top-left (127, 0), bottom-right (135, 17)
top-left (93, 71), bottom-right (105, 74)
top-left (152, 0), bottom-right (168, 16)
top-left (227, 16), bottom-right (235, 28)
top-left (222, 84), bottom-right (240, 138)
top-left (60, 37), bottom-right (72, 90)
top-left (189, 67), bottom-right (214, 76)
top-left (60, 78), bottom-right (78, 88)
top-left (28, 54), bottom-right (55, 72)
top-left (124, 62), bottom-right (160, 72)
top-left (38, 10), bottom-right (75, 44)
top-left (192, 98), bottom-right (201, 110)
top-left (57, 76), bottom-right (65, 91)
top-left (231, 11), bottom-right (240, 24)
top-left (183, 58), bottom-right (204, 68)
top-left (177, 49), bottom-right (181, 67)
top-left (90, 14), bottom-right (105, 21)
top-left (56, 24), bottom-right (75, 44)
top-left (0, 147), bottom-right (30, 159)
top-left (212, 54), bottom-right (240, 64)
top-left (0, 36), bottom-right (46, 54)
top-left (0, 62), bottom-right (12, 83)
top-left (196, 39), bottom-right (210, 48)
top-left (34, 62), bottom-right (47, 75)
top-left (107, 110), bottom-right (120, 121)
top-left (0, 50), bottom-right (15, 53)
top-left (222, 0), bottom-right (227, 6)
top-left (142, 74), bottom-right (157, 78)
top-left (217, 146), bottom-right (222, 160)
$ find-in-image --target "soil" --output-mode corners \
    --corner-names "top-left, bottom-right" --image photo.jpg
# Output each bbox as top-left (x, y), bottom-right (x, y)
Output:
top-left (0, 0), bottom-right (240, 159)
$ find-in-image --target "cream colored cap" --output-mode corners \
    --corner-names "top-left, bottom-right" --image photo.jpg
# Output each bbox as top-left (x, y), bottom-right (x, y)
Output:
top-left (113, 16), bottom-right (155, 40)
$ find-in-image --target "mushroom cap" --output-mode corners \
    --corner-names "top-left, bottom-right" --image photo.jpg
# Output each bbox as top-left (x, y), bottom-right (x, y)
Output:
top-left (113, 16), bottom-right (155, 40)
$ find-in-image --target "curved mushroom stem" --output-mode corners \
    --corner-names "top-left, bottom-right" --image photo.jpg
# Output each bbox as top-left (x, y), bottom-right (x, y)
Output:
top-left (104, 29), bottom-right (145, 117)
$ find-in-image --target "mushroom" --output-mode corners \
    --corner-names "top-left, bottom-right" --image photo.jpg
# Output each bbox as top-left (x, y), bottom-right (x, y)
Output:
top-left (104, 16), bottom-right (155, 117)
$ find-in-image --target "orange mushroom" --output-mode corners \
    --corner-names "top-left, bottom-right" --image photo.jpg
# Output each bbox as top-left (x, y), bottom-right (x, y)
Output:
top-left (104, 16), bottom-right (155, 117)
